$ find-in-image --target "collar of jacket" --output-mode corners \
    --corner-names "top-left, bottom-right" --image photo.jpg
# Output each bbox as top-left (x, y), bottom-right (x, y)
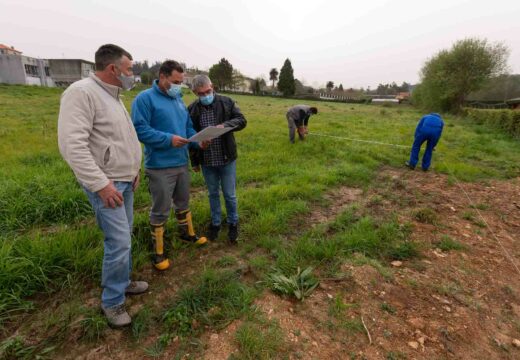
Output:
top-left (90, 73), bottom-right (122, 99)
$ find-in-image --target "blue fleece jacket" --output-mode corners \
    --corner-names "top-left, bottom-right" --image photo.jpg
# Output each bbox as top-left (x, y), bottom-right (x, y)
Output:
top-left (131, 80), bottom-right (197, 169)
top-left (415, 113), bottom-right (444, 138)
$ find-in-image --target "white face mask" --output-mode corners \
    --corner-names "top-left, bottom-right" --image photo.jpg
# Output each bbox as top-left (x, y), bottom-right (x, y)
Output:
top-left (116, 67), bottom-right (135, 90)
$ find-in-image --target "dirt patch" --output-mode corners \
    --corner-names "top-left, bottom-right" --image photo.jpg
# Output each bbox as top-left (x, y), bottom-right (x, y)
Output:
top-left (308, 186), bottom-right (363, 225)
top-left (201, 320), bottom-right (242, 360)
top-left (198, 168), bottom-right (520, 359)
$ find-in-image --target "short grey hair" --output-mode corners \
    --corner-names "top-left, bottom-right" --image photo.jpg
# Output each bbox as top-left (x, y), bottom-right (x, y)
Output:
top-left (192, 74), bottom-right (212, 91)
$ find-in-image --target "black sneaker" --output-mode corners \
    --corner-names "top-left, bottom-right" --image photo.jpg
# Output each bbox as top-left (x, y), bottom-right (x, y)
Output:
top-left (405, 161), bottom-right (415, 170)
top-left (228, 223), bottom-right (239, 244)
top-left (208, 224), bottom-right (221, 241)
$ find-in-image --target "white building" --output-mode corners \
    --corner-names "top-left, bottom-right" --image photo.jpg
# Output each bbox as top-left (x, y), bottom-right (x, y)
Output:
top-left (0, 52), bottom-right (54, 87)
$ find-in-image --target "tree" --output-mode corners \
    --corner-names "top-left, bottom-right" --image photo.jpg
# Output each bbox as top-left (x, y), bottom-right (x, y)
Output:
top-left (209, 58), bottom-right (234, 90)
top-left (338, 84), bottom-right (344, 92)
top-left (326, 81), bottom-right (334, 92)
top-left (277, 59), bottom-right (295, 96)
top-left (132, 60), bottom-right (149, 75)
top-left (269, 68), bottom-right (279, 88)
top-left (250, 77), bottom-right (265, 94)
top-left (140, 71), bottom-right (153, 85)
top-left (231, 69), bottom-right (244, 91)
top-left (414, 38), bottom-right (509, 112)
top-left (468, 74), bottom-right (520, 101)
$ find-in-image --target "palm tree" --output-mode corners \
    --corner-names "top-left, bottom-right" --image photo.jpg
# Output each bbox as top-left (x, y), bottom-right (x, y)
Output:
top-left (269, 68), bottom-right (279, 89)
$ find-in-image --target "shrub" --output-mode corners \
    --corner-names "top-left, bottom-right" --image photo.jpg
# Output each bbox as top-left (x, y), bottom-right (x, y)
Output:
top-left (465, 108), bottom-right (520, 138)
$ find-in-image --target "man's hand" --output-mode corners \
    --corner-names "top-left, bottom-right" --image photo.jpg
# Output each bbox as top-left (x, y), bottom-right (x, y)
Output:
top-left (200, 140), bottom-right (210, 150)
top-left (216, 124), bottom-right (225, 129)
top-left (192, 165), bottom-right (201, 173)
top-left (97, 181), bottom-right (123, 208)
top-left (172, 135), bottom-right (189, 148)
top-left (132, 173), bottom-right (140, 192)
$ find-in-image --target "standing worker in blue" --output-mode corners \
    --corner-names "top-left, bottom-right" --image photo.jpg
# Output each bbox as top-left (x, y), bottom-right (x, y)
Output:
top-left (131, 60), bottom-right (208, 271)
top-left (406, 113), bottom-right (444, 171)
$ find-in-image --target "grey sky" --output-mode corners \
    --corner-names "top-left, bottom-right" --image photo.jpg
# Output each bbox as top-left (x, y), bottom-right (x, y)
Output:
top-left (1, 0), bottom-right (519, 89)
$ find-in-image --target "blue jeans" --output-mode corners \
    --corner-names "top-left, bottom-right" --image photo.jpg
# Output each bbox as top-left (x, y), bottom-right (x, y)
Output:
top-left (83, 181), bottom-right (133, 308)
top-left (409, 131), bottom-right (441, 170)
top-left (201, 161), bottom-right (238, 226)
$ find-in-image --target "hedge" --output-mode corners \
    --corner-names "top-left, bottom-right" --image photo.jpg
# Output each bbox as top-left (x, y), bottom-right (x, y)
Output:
top-left (464, 108), bottom-right (520, 138)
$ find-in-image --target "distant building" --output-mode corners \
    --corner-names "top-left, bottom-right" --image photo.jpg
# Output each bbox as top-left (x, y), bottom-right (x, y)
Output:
top-left (506, 98), bottom-right (520, 110)
top-left (372, 98), bottom-right (399, 104)
top-left (396, 92), bottom-right (410, 102)
top-left (48, 59), bottom-right (95, 87)
top-left (0, 44), bottom-right (22, 55)
top-left (183, 70), bottom-right (209, 89)
top-left (234, 77), bottom-right (254, 93)
top-left (0, 52), bottom-right (54, 87)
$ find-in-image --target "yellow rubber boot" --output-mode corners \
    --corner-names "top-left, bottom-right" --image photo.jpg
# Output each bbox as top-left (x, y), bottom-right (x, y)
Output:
top-left (151, 222), bottom-right (170, 270)
top-left (176, 209), bottom-right (208, 246)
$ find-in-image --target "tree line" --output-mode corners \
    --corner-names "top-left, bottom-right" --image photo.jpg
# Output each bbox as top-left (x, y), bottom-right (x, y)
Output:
top-left (132, 36), bottom-right (513, 109)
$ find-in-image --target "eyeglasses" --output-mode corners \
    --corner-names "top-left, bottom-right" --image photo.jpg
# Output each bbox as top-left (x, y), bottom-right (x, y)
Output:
top-left (195, 89), bottom-right (213, 97)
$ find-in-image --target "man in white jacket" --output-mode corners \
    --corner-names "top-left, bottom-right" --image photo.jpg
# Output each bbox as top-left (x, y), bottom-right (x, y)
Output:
top-left (58, 44), bottom-right (148, 327)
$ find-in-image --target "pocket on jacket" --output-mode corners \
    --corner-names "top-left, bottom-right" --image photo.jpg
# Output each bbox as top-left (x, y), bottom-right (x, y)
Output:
top-left (103, 145), bottom-right (111, 166)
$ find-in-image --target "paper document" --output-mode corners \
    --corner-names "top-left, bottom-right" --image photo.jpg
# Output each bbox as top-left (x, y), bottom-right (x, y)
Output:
top-left (188, 126), bottom-right (234, 142)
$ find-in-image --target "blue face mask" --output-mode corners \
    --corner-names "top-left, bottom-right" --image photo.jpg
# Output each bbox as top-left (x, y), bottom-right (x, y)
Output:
top-left (200, 93), bottom-right (214, 106)
top-left (167, 83), bottom-right (183, 98)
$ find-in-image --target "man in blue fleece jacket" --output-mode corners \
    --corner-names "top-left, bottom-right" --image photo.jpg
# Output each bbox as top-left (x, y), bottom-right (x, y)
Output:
top-left (131, 60), bottom-right (207, 271)
top-left (406, 113), bottom-right (444, 171)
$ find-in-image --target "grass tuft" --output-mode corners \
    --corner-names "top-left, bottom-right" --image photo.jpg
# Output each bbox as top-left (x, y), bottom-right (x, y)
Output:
top-left (231, 314), bottom-right (285, 360)
top-left (436, 235), bottom-right (468, 251)
top-left (413, 208), bottom-right (438, 224)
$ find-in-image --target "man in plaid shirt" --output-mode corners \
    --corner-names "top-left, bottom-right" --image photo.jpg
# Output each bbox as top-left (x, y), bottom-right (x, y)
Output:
top-left (188, 75), bottom-right (247, 243)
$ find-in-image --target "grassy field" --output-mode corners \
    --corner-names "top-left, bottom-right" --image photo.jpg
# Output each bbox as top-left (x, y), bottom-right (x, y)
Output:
top-left (1, 84), bottom-right (520, 358)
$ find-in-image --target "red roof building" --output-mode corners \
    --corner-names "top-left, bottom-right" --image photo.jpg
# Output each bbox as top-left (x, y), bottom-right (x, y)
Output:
top-left (0, 44), bottom-right (22, 55)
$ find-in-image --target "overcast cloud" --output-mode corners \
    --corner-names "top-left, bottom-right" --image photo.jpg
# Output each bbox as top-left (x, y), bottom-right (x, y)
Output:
top-left (1, 0), bottom-right (519, 88)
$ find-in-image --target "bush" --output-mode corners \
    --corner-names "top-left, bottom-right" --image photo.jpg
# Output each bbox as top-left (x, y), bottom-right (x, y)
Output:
top-left (464, 108), bottom-right (520, 138)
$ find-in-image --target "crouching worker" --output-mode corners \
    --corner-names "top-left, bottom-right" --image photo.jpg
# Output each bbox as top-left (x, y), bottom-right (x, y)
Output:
top-left (188, 75), bottom-right (247, 244)
top-left (286, 105), bottom-right (318, 143)
top-left (131, 60), bottom-right (207, 271)
top-left (406, 113), bottom-right (444, 172)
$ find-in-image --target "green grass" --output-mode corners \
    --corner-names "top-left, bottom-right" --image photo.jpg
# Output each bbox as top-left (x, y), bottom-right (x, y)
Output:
top-left (380, 302), bottom-right (397, 315)
top-left (147, 269), bottom-right (256, 356)
top-left (273, 211), bottom-right (418, 275)
top-left (413, 208), bottom-right (438, 224)
top-left (436, 235), bottom-right (468, 252)
top-left (231, 314), bottom-right (285, 360)
top-left (2, 84), bottom-right (520, 354)
top-left (131, 305), bottom-right (154, 341)
top-left (79, 312), bottom-right (108, 341)
top-left (328, 293), bottom-right (357, 318)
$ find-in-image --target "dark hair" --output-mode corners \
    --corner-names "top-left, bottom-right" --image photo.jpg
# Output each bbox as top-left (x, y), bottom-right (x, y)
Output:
top-left (159, 60), bottom-right (184, 77)
top-left (95, 44), bottom-right (132, 71)
top-left (310, 107), bottom-right (318, 114)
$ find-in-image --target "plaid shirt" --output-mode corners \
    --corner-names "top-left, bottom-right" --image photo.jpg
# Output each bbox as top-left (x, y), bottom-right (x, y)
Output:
top-left (200, 105), bottom-right (227, 167)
